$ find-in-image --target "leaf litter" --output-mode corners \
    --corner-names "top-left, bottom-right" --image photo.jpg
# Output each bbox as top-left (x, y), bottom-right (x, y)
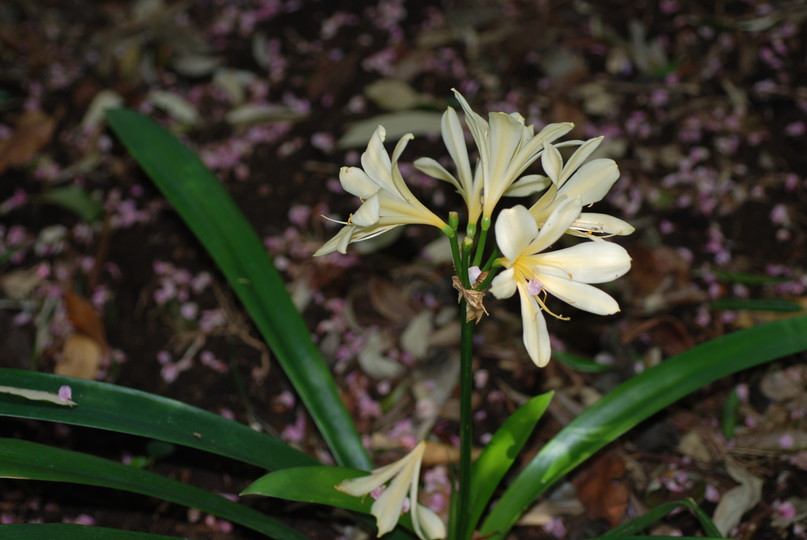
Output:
top-left (1, 0), bottom-right (806, 537)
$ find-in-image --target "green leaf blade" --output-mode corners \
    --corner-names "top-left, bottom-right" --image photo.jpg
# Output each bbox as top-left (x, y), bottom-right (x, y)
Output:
top-left (0, 368), bottom-right (314, 470)
top-left (0, 438), bottom-right (306, 540)
top-left (242, 466), bottom-right (418, 539)
top-left (105, 109), bottom-right (370, 470)
top-left (467, 391), bottom-right (553, 537)
top-left (0, 524), bottom-right (189, 540)
top-left (480, 316), bottom-right (807, 538)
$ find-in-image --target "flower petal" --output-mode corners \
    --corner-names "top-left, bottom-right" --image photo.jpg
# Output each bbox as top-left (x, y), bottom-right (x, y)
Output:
top-left (415, 504), bottom-right (447, 539)
top-left (536, 242), bottom-right (632, 283)
top-left (413, 157), bottom-right (461, 190)
top-left (503, 174), bottom-right (551, 197)
top-left (340, 166), bottom-right (378, 199)
top-left (360, 126), bottom-right (394, 190)
top-left (486, 112), bottom-right (524, 192)
top-left (391, 132), bottom-right (414, 164)
top-left (541, 142), bottom-right (563, 183)
top-left (559, 158), bottom-right (619, 205)
top-left (494, 205), bottom-right (538, 261)
top-left (573, 213), bottom-right (635, 236)
top-left (451, 89), bottom-right (488, 156)
top-left (350, 192), bottom-right (381, 226)
top-left (313, 225), bottom-right (353, 256)
top-left (537, 272), bottom-right (621, 315)
top-left (559, 136), bottom-right (603, 184)
top-left (489, 267), bottom-right (517, 299)
top-left (518, 284), bottom-right (551, 367)
top-left (441, 107), bottom-right (474, 191)
top-left (528, 196), bottom-right (581, 253)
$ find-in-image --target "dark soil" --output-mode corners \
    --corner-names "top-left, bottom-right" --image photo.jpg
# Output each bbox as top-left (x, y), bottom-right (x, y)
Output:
top-left (1, 0), bottom-right (806, 538)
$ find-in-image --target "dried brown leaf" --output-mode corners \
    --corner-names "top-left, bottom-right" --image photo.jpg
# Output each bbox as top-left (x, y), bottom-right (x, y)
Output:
top-left (55, 334), bottom-right (103, 380)
top-left (0, 111), bottom-right (56, 174)
top-left (573, 451), bottom-right (629, 527)
top-left (64, 291), bottom-right (108, 351)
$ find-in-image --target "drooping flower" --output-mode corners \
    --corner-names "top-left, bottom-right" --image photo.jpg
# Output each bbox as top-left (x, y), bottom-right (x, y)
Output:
top-left (529, 137), bottom-right (634, 238)
top-left (490, 203), bottom-right (632, 367)
top-left (414, 89), bottom-right (574, 227)
top-left (315, 126), bottom-right (450, 256)
top-left (336, 441), bottom-right (446, 539)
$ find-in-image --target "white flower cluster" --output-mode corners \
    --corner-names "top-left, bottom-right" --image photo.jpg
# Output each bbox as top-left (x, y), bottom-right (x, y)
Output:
top-left (317, 89), bottom-right (633, 369)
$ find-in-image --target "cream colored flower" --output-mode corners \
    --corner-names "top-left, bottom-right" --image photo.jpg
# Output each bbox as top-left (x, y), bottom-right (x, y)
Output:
top-left (336, 442), bottom-right (446, 539)
top-left (529, 137), bottom-right (634, 238)
top-left (414, 89), bottom-right (574, 226)
top-left (490, 203), bottom-right (631, 367)
top-left (315, 126), bottom-right (449, 256)
top-left (413, 105), bottom-right (483, 225)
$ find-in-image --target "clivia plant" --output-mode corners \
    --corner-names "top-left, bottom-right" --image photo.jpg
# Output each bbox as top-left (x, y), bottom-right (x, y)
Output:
top-left (1, 89), bottom-right (806, 540)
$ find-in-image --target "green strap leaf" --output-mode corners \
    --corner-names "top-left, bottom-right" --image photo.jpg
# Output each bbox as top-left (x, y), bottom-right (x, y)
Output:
top-left (242, 466), bottom-right (417, 538)
top-left (553, 351), bottom-right (613, 373)
top-left (0, 438), bottom-right (306, 540)
top-left (105, 108), bottom-right (370, 471)
top-left (0, 368), bottom-right (315, 470)
top-left (242, 465), bottom-right (370, 512)
top-left (467, 391), bottom-right (553, 536)
top-left (480, 315), bottom-right (807, 538)
top-left (589, 537), bottom-right (724, 540)
top-left (601, 498), bottom-right (721, 538)
top-left (0, 524), bottom-right (188, 540)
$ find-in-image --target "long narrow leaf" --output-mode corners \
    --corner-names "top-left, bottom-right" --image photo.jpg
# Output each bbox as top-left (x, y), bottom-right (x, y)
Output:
top-left (242, 466), bottom-right (417, 538)
top-left (0, 438), bottom-right (306, 540)
top-left (106, 109), bottom-right (370, 470)
top-left (0, 524), bottom-right (188, 540)
top-left (0, 368), bottom-right (315, 470)
top-left (589, 537), bottom-right (723, 540)
top-left (466, 392), bottom-right (553, 538)
top-left (601, 498), bottom-right (721, 538)
top-left (242, 466), bottom-right (370, 512)
top-left (480, 316), bottom-right (807, 538)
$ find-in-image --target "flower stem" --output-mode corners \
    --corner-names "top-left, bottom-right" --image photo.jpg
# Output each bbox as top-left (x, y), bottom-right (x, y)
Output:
top-left (471, 224), bottom-right (488, 268)
top-left (455, 300), bottom-right (474, 540)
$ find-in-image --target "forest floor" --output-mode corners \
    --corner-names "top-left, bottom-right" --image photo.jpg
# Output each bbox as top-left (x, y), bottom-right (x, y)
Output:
top-left (1, 0), bottom-right (806, 538)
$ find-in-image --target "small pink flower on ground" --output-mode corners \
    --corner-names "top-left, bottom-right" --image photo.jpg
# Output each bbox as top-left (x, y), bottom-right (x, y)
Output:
top-left (204, 515), bottom-right (233, 533)
top-left (542, 516), bottom-right (567, 538)
top-left (770, 204), bottom-right (790, 227)
top-left (785, 121), bottom-right (805, 136)
top-left (778, 433), bottom-right (795, 449)
top-left (288, 204), bottom-right (311, 226)
top-left (735, 383), bottom-right (749, 402)
top-left (274, 390), bottom-right (295, 409)
top-left (774, 500), bottom-right (797, 521)
top-left (705, 483), bottom-right (721, 502)
top-left (790, 451), bottom-right (807, 470)
top-left (58, 385), bottom-right (72, 403)
top-left (67, 514), bottom-right (95, 525)
top-left (311, 132), bottom-right (335, 153)
top-left (281, 412), bottom-right (306, 443)
top-left (474, 369), bottom-right (488, 388)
